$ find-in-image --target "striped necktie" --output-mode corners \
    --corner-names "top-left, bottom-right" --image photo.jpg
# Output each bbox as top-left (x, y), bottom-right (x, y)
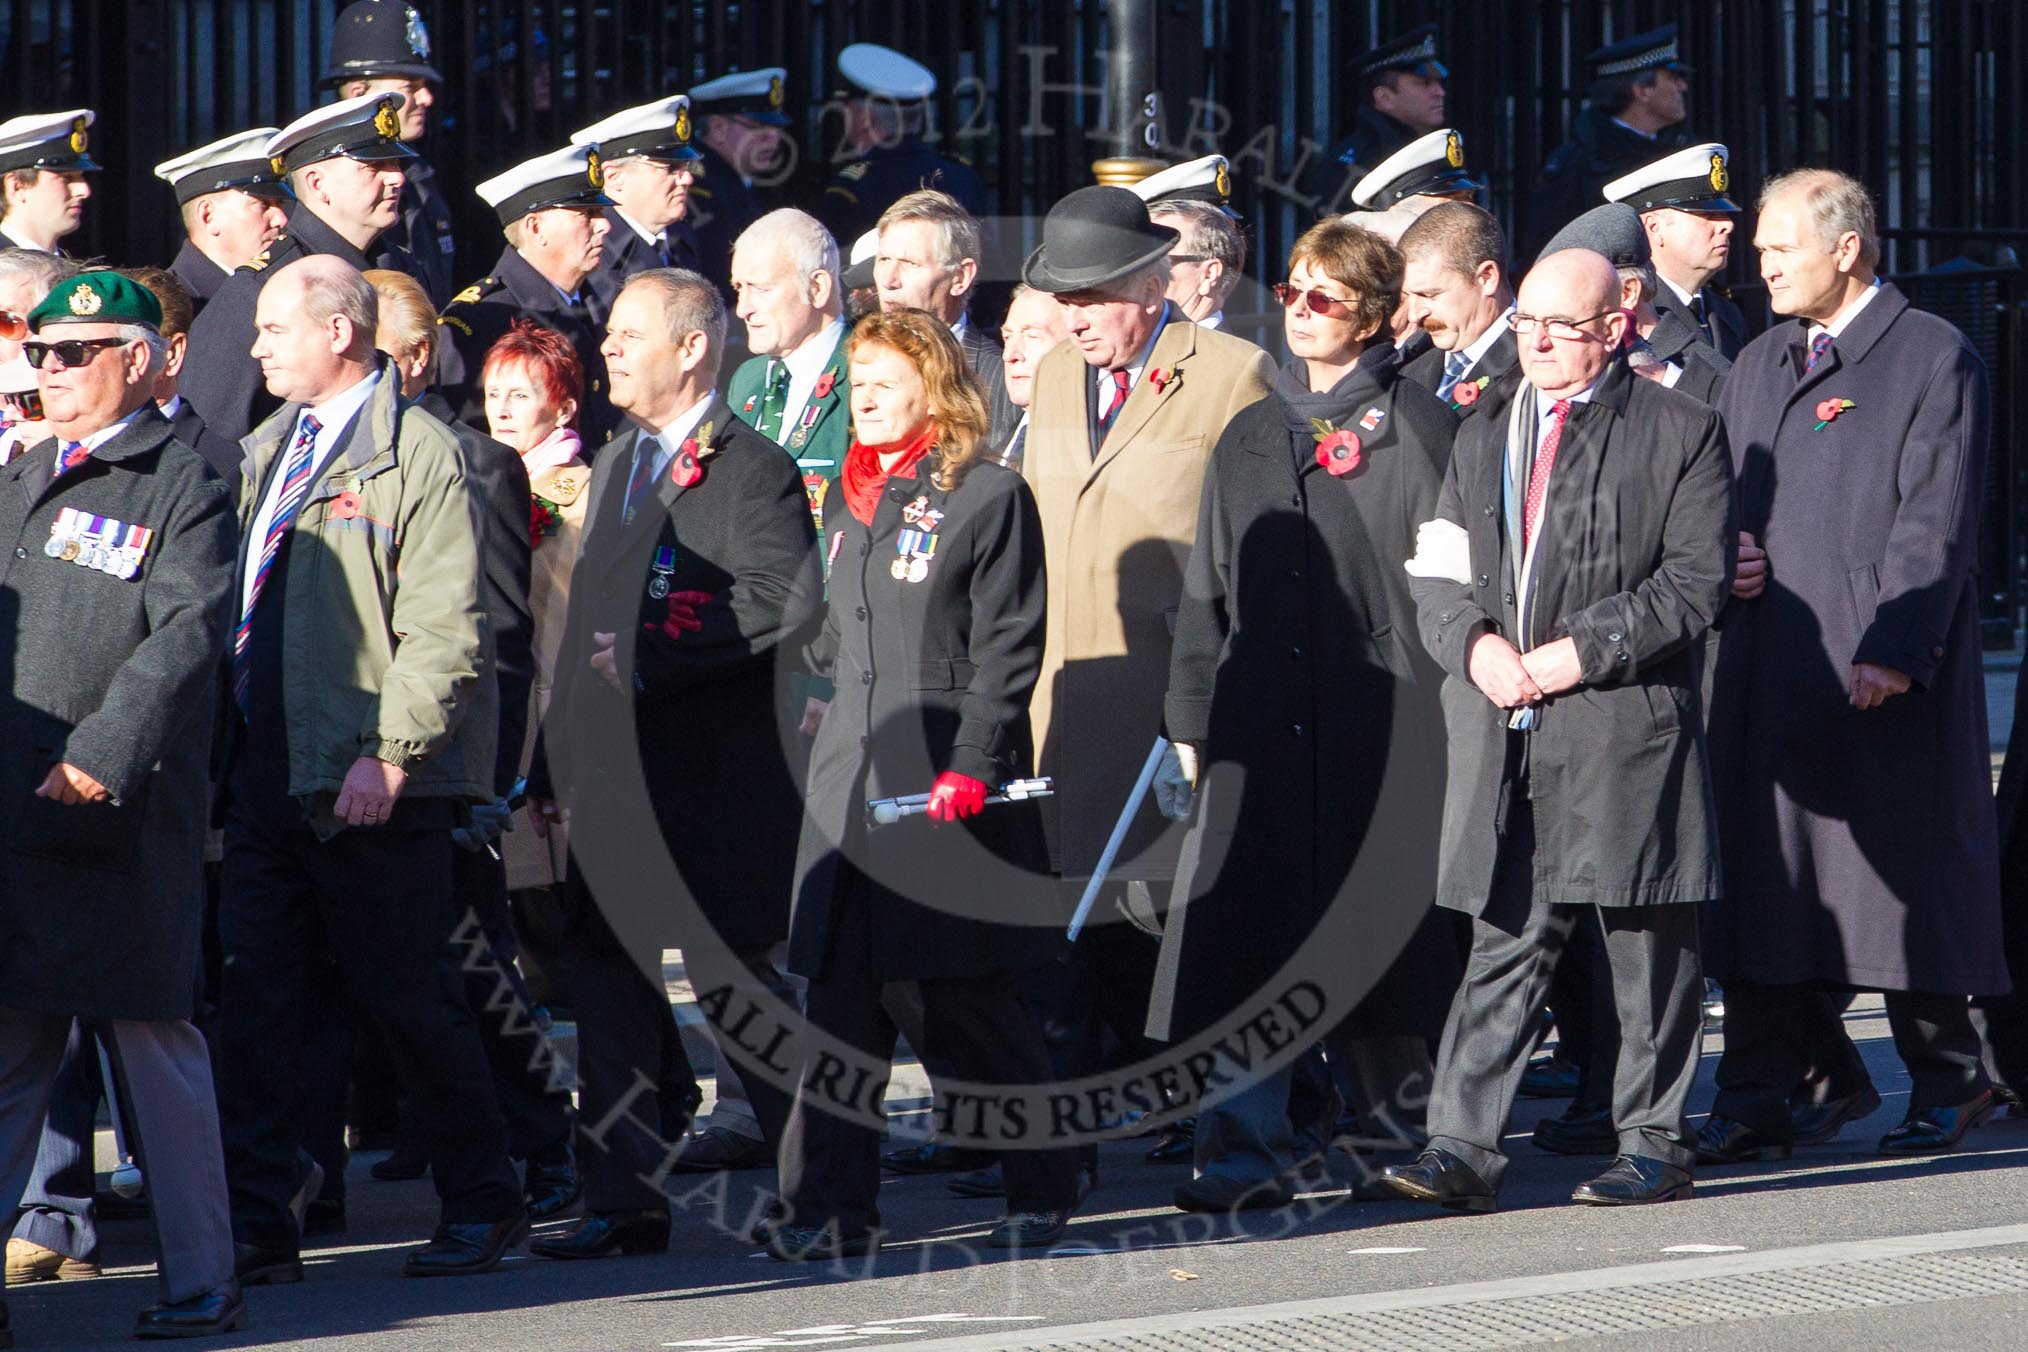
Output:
top-left (1438, 350), bottom-right (1471, 400)
top-left (1098, 369), bottom-right (1131, 440)
top-left (232, 413), bottom-right (321, 715)
top-left (54, 441), bottom-right (88, 475)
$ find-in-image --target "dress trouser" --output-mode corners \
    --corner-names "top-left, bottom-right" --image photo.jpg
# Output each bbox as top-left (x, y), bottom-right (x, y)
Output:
top-left (11, 1020), bottom-right (103, 1259)
top-left (1193, 1030), bottom-right (1432, 1185)
top-left (0, 1011), bottom-right (231, 1302)
top-left (1424, 793), bottom-right (1705, 1190)
top-left (570, 898), bottom-right (791, 1211)
top-left (1712, 983), bottom-right (1988, 1138)
top-left (694, 944), bottom-right (800, 1145)
top-left (216, 799), bottom-right (524, 1248)
top-left (455, 844), bottom-right (574, 1159)
top-left (776, 871), bottom-right (1081, 1235)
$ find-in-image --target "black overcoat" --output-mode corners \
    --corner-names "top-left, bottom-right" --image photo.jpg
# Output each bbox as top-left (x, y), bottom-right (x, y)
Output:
top-left (168, 239), bottom-right (228, 314)
top-left (1154, 352), bottom-right (1457, 1039)
top-left (1707, 282), bottom-right (2006, 993)
top-left (0, 409), bottom-right (235, 1020)
top-left (534, 402), bottom-right (820, 952)
top-left (789, 458), bottom-right (1058, 984)
top-left (183, 207), bottom-right (376, 444)
top-left (1412, 359), bottom-right (1734, 914)
top-left (1654, 283), bottom-right (1747, 365)
top-left (1401, 327), bottom-right (1521, 422)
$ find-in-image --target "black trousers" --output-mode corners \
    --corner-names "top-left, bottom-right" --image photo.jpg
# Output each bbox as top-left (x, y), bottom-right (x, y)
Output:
top-left (455, 844), bottom-right (574, 1159)
top-left (776, 873), bottom-right (1081, 1235)
top-left (1712, 982), bottom-right (1989, 1138)
top-left (1546, 908), bottom-right (1621, 1106)
top-left (1427, 794), bottom-right (1704, 1188)
top-left (569, 898), bottom-right (785, 1211)
top-left (215, 799), bottom-right (523, 1247)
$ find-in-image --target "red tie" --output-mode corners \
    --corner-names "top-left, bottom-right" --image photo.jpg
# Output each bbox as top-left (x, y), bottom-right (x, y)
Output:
top-left (1522, 400), bottom-right (1572, 551)
top-left (1099, 369), bottom-right (1131, 434)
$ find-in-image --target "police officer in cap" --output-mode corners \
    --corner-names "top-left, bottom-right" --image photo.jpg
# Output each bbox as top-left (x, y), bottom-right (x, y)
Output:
top-left (1606, 142), bottom-right (1745, 360)
top-left (687, 68), bottom-right (794, 289)
top-left (154, 129), bottom-right (292, 312)
top-left (0, 110), bottom-right (99, 255)
top-left (438, 144), bottom-right (621, 444)
top-left (569, 96), bottom-right (707, 305)
top-left (323, 0), bottom-right (457, 306)
top-left (1300, 25), bottom-right (1449, 217)
top-left (182, 92), bottom-right (415, 443)
top-left (817, 43), bottom-right (984, 245)
top-left (1530, 24), bottom-right (1694, 252)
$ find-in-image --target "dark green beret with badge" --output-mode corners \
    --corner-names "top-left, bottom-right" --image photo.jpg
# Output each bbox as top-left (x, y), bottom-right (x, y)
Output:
top-left (29, 271), bottom-right (164, 331)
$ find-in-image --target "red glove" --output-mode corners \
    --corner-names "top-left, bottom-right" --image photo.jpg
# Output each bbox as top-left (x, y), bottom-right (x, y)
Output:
top-left (925, 770), bottom-right (988, 823)
top-left (644, 590), bottom-right (712, 642)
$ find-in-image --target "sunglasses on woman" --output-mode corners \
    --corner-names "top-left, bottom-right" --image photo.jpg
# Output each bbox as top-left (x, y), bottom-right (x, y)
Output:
top-left (22, 337), bottom-right (129, 370)
top-left (0, 310), bottom-right (24, 343)
top-left (1271, 282), bottom-right (1359, 319)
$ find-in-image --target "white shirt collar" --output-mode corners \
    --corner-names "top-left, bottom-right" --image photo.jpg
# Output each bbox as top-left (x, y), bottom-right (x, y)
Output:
top-left (760, 317), bottom-right (846, 450)
top-left (69, 407), bottom-right (144, 455)
top-left (1096, 304), bottom-right (1172, 397)
top-left (1809, 277), bottom-right (1884, 342)
top-left (1197, 310), bottom-right (1224, 332)
top-left (1534, 373), bottom-right (1603, 423)
top-left (1458, 304), bottom-right (1515, 371)
top-left (158, 394), bottom-right (183, 421)
top-left (639, 391), bottom-right (718, 476)
top-left (1659, 272), bottom-right (1698, 308)
top-left (306, 369), bottom-right (380, 441)
top-left (1610, 117), bottom-right (1659, 142)
top-left (613, 206), bottom-right (667, 251)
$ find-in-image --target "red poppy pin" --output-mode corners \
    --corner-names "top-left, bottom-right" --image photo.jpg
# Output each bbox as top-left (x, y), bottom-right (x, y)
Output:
top-left (1149, 367), bottom-right (1176, 393)
top-left (1453, 375), bottom-right (1490, 408)
top-left (528, 494), bottom-right (562, 547)
top-left (812, 371), bottom-right (838, 400)
top-left (331, 490), bottom-right (363, 520)
top-left (1311, 420), bottom-right (1362, 477)
top-left (1813, 397), bottom-right (1854, 430)
top-left (669, 420), bottom-right (716, 488)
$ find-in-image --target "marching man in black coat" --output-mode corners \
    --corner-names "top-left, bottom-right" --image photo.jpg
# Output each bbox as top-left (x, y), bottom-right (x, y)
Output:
top-left (770, 309), bottom-right (1081, 1260)
top-left (1151, 219), bottom-right (1457, 1213)
top-left (1398, 203), bottom-right (1519, 419)
top-left (1699, 170), bottom-right (2006, 1162)
top-left (0, 271), bottom-right (243, 1337)
top-left (1382, 248), bottom-right (1734, 1212)
top-left (525, 269), bottom-right (821, 1260)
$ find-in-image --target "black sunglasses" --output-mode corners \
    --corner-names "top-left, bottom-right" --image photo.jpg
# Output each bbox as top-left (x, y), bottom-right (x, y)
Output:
top-left (23, 337), bottom-right (129, 370)
top-left (1271, 282), bottom-right (1359, 318)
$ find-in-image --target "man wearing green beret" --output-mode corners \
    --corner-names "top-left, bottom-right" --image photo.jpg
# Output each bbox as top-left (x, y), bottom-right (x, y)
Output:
top-left (0, 269), bottom-right (246, 1337)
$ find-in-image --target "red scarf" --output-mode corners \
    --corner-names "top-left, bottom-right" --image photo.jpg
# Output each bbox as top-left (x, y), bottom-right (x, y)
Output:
top-left (840, 422), bottom-right (938, 526)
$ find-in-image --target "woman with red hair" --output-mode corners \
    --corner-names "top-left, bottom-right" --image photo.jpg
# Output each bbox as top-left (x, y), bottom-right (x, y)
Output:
top-left (482, 319), bottom-right (589, 889)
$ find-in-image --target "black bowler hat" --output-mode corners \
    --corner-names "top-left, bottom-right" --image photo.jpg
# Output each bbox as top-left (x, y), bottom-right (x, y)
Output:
top-left (322, 0), bottom-right (442, 86)
top-left (1022, 187), bottom-right (1181, 294)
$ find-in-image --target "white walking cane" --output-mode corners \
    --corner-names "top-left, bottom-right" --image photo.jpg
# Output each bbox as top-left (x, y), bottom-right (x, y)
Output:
top-left (97, 1039), bottom-right (144, 1198)
top-left (1066, 737), bottom-right (1169, 941)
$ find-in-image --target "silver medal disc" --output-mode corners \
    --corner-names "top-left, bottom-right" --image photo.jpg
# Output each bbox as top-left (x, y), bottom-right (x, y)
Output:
top-left (648, 576), bottom-right (670, 600)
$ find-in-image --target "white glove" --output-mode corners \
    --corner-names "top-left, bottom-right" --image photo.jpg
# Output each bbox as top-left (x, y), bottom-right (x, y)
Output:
top-left (1404, 518), bottom-right (1473, 584)
top-left (1154, 741), bottom-right (1199, 821)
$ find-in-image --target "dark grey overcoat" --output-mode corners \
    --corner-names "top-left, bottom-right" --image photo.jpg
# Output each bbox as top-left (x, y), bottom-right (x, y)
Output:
top-left (1412, 359), bottom-right (1735, 914)
top-left (1707, 282), bottom-right (2007, 993)
top-left (0, 408), bottom-right (235, 1020)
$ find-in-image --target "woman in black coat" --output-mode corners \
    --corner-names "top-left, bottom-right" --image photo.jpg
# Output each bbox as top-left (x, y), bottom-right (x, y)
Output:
top-left (1149, 220), bottom-right (1459, 1207)
top-left (771, 309), bottom-right (1082, 1259)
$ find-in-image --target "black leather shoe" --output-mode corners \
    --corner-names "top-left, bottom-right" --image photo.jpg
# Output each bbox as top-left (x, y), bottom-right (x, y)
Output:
top-left (1376, 1149), bottom-right (1497, 1213)
top-left (1694, 1115), bottom-right (1793, 1165)
top-left (523, 1141), bottom-right (581, 1221)
top-left (403, 1215), bottom-right (530, 1276)
top-left (233, 1241), bottom-right (302, 1286)
top-left (1143, 1118), bottom-right (1195, 1164)
top-left (1790, 1085), bottom-right (1883, 1145)
top-left (1172, 1174), bottom-right (1293, 1213)
top-left (765, 1225), bottom-right (879, 1262)
top-left (1571, 1154), bottom-right (1693, 1205)
top-left (1531, 1100), bottom-right (1617, 1156)
top-left (370, 1147), bottom-right (428, 1182)
top-left (528, 1209), bottom-right (670, 1260)
top-left (881, 1142), bottom-right (986, 1174)
top-left (1518, 1053), bottom-right (1582, 1099)
top-left (303, 1197), bottom-right (347, 1237)
top-left (133, 1279), bottom-right (248, 1339)
top-left (667, 1125), bottom-right (772, 1173)
top-left (948, 1163), bottom-right (1005, 1198)
top-left (1877, 1090), bottom-right (1996, 1155)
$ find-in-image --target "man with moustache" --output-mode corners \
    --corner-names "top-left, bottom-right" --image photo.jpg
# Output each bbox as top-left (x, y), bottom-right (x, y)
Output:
top-left (1398, 202), bottom-right (1519, 418)
top-left (0, 110), bottom-right (97, 256)
top-left (1608, 143), bottom-right (1747, 361)
top-left (153, 130), bottom-right (293, 313)
top-left (437, 144), bottom-right (619, 443)
top-left (183, 94), bottom-right (414, 443)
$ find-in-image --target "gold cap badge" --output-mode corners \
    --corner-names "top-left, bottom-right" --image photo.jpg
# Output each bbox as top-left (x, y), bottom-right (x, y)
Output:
top-left (1445, 131), bottom-right (1464, 168)
top-left (768, 76), bottom-right (785, 108)
top-left (374, 98), bottom-right (401, 141)
top-left (68, 283), bottom-right (101, 316)
top-left (1214, 161), bottom-right (1232, 198)
top-left (586, 150), bottom-right (604, 189)
top-left (1709, 152), bottom-right (1729, 193)
top-left (675, 105), bottom-right (693, 143)
top-left (270, 154), bottom-right (287, 177)
top-left (68, 118), bottom-right (88, 154)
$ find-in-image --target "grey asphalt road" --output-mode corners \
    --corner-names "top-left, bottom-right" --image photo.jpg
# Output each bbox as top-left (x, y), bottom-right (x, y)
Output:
top-left (14, 997), bottom-right (2028, 1351)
